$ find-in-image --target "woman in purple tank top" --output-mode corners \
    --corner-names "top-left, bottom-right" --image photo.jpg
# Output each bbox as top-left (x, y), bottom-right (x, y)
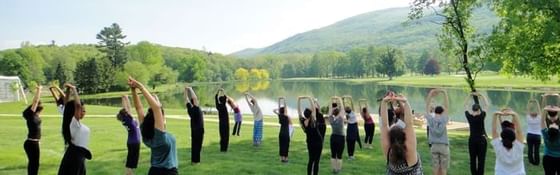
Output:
top-left (116, 95), bottom-right (141, 175)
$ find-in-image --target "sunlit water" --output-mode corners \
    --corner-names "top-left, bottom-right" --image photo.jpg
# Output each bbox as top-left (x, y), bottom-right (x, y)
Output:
top-left (83, 80), bottom-right (558, 133)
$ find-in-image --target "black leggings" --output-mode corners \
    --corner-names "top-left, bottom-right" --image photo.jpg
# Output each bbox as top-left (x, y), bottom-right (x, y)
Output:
top-left (543, 155), bottom-right (560, 175)
top-left (330, 134), bottom-right (345, 159)
top-left (24, 140), bottom-right (40, 175)
top-left (148, 167), bottom-right (178, 175)
top-left (232, 121), bottom-right (241, 136)
top-left (192, 128), bottom-right (204, 163)
top-left (364, 123), bottom-right (374, 144)
top-left (346, 123), bottom-right (361, 157)
top-left (219, 121), bottom-right (229, 152)
top-left (279, 134), bottom-right (290, 157)
top-left (527, 133), bottom-right (541, 165)
top-left (307, 141), bottom-right (323, 175)
top-left (468, 137), bottom-right (487, 175)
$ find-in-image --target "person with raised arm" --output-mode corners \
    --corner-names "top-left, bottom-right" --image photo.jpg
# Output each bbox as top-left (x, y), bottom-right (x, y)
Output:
top-left (541, 94), bottom-right (560, 175)
top-left (48, 85), bottom-right (69, 114)
top-left (245, 92), bottom-right (263, 146)
top-left (491, 108), bottom-right (525, 175)
top-left (215, 88), bottom-right (230, 152)
top-left (298, 96), bottom-right (323, 175)
top-left (227, 95), bottom-right (242, 136)
top-left (328, 96), bottom-right (346, 174)
top-left (23, 84), bottom-right (43, 175)
top-left (116, 95), bottom-right (141, 175)
top-left (463, 92), bottom-right (489, 175)
top-left (58, 83), bottom-right (92, 175)
top-left (380, 93), bottom-right (422, 174)
top-left (526, 98), bottom-right (542, 166)
top-left (343, 96), bottom-right (361, 160)
top-left (425, 89), bottom-right (450, 175)
top-left (273, 97), bottom-right (291, 163)
top-left (129, 77), bottom-right (177, 175)
top-left (360, 100), bottom-right (375, 149)
top-left (313, 98), bottom-right (326, 142)
top-left (185, 85), bottom-right (204, 165)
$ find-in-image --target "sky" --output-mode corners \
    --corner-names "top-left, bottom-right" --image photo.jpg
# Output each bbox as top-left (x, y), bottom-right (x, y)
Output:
top-left (0, 0), bottom-right (411, 54)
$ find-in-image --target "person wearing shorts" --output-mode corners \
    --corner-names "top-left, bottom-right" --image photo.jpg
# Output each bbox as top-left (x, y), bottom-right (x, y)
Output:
top-left (425, 89), bottom-right (450, 175)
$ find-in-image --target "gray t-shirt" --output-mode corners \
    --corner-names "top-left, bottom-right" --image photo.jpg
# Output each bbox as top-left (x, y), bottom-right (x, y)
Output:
top-left (330, 115), bottom-right (345, 136)
top-left (249, 101), bottom-right (263, 121)
top-left (426, 114), bottom-right (449, 145)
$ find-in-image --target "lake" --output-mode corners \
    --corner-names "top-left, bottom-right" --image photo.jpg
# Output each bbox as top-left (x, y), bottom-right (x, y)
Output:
top-left (83, 80), bottom-right (558, 133)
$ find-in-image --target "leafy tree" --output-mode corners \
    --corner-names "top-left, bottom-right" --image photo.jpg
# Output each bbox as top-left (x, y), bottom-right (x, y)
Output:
top-left (74, 58), bottom-right (101, 94)
top-left (249, 68), bottom-right (262, 80)
top-left (423, 59), bottom-right (441, 75)
top-left (410, 0), bottom-right (485, 103)
top-left (0, 51), bottom-right (32, 86)
top-left (17, 46), bottom-right (46, 84)
top-left (348, 47), bottom-right (368, 78)
top-left (128, 41), bottom-right (164, 72)
top-left (235, 68), bottom-right (249, 81)
top-left (376, 47), bottom-right (405, 80)
top-left (96, 23), bottom-right (129, 69)
top-left (282, 64), bottom-right (296, 78)
top-left (124, 61), bottom-right (150, 85)
top-left (150, 66), bottom-right (178, 89)
top-left (416, 50), bottom-right (432, 75)
top-left (259, 69), bottom-right (270, 80)
top-left (488, 0), bottom-right (560, 81)
top-left (53, 62), bottom-right (68, 87)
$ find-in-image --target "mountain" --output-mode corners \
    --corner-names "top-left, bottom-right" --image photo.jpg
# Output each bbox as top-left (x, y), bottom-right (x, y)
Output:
top-left (231, 7), bottom-right (498, 57)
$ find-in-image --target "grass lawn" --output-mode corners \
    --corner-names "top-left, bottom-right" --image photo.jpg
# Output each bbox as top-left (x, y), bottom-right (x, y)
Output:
top-left (0, 113), bottom-right (546, 174)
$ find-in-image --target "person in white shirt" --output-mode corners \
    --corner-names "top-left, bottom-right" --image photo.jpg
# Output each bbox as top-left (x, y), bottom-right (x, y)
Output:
top-left (491, 108), bottom-right (525, 175)
top-left (525, 99), bottom-right (542, 166)
top-left (58, 83), bottom-right (91, 175)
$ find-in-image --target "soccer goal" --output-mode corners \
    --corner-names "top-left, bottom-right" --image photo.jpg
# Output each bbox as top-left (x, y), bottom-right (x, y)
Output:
top-left (0, 76), bottom-right (27, 104)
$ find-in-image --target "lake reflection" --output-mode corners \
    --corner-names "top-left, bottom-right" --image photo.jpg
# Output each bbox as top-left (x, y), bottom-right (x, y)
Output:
top-left (83, 80), bottom-right (557, 133)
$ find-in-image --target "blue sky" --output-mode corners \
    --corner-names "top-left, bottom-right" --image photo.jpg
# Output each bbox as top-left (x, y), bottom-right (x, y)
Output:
top-left (0, 0), bottom-right (411, 54)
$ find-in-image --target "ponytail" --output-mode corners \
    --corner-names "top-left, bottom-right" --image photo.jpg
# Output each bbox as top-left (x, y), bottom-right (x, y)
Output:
top-left (389, 126), bottom-right (406, 164)
top-left (62, 100), bottom-right (76, 145)
top-left (500, 128), bottom-right (515, 150)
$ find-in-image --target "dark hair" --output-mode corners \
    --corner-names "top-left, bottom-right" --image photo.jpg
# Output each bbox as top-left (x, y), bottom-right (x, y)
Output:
top-left (344, 106), bottom-right (352, 114)
top-left (219, 96), bottom-right (227, 104)
top-left (56, 98), bottom-right (65, 106)
top-left (362, 107), bottom-right (368, 113)
top-left (548, 111), bottom-right (558, 118)
top-left (501, 120), bottom-right (514, 130)
top-left (279, 107), bottom-right (286, 114)
top-left (304, 108), bottom-right (312, 118)
top-left (116, 108), bottom-right (131, 122)
top-left (62, 100), bottom-right (83, 145)
top-left (303, 108), bottom-right (314, 128)
top-left (141, 108), bottom-right (155, 140)
top-left (472, 104), bottom-right (481, 111)
top-left (548, 128), bottom-right (559, 142)
top-left (500, 128), bottom-right (516, 150)
top-left (36, 103), bottom-right (44, 113)
top-left (332, 108), bottom-right (340, 116)
top-left (332, 103), bottom-right (338, 108)
top-left (389, 126), bottom-right (406, 164)
top-left (434, 106), bottom-right (444, 114)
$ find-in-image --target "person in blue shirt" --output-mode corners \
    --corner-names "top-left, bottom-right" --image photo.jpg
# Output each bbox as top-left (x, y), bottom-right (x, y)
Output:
top-left (129, 77), bottom-right (178, 175)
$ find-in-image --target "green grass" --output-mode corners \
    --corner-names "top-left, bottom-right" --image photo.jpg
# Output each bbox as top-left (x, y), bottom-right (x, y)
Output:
top-left (0, 113), bottom-right (545, 174)
top-left (285, 74), bottom-right (560, 91)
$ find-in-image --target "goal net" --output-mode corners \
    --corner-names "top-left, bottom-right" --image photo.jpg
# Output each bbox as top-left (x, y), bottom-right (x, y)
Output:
top-left (0, 76), bottom-right (26, 103)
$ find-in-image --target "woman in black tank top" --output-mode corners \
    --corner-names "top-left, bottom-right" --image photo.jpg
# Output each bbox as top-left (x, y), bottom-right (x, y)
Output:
top-left (23, 85), bottom-right (43, 175)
